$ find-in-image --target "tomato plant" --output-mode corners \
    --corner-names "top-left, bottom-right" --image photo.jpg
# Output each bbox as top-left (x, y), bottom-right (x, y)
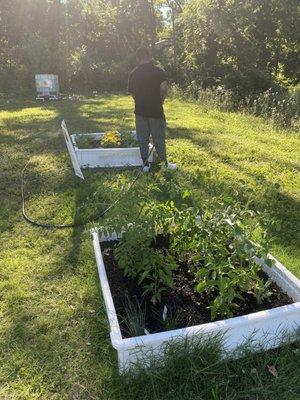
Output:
top-left (115, 223), bottom-right (177, 304)
top-left (165, 202), bottom-right (275, 318)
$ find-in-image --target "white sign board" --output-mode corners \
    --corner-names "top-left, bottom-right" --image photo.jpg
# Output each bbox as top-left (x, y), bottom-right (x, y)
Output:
top-left (61, 120), bottom-right (84, 180)
top-left (35, 74), bottom-right (59, 94)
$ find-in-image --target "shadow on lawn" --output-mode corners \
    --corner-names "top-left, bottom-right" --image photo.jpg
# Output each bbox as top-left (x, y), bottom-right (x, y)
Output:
top-left (0, 251), bottom-right (117, 395)
top-left (0, 97), bottom-right (39, 112)
top-left (1, 95), bottom-right (133, 135)
top-left (167, 126), bottom-right (300, 172)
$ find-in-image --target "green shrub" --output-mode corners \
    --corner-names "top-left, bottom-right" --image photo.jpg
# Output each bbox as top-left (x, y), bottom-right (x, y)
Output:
top-left (165, 202), bottom-right (274, 318)
top-left (293, 86), bottom-right (300, 114)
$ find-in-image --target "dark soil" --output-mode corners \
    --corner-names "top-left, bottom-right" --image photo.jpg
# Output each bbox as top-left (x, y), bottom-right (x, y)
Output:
top-left (91, 139), bottom-right (101, 148)
top-left (101, 239), bottom-right (294, 339)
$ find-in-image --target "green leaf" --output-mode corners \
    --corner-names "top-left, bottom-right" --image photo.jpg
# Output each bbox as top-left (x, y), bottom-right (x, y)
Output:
top-left (182, 190), bottom-right (191, 199)
top-left (195, 281), bottom-right (207, 293)
top-left (138, 270), bottom-right (149, 284)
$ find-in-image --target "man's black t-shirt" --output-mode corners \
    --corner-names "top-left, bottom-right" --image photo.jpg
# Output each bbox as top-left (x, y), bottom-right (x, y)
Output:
top-left (128, 62), bottom-right (167, 118)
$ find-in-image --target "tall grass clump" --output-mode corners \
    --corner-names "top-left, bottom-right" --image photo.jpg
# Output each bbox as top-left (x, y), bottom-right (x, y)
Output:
top-left (244, 88), bottom-right (299, 128)
top-left (116, 336), bottom-right (300, 400)
top-left (170, 82), bottom-right (299, 129)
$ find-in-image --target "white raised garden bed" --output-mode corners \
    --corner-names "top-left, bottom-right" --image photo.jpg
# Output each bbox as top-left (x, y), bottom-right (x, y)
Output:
top-left (91, 228), bottom-right (300, 373)
top-left (71, 132), bottom-right (153, 168)
top-left (61, 120), bottom-right (153, 174)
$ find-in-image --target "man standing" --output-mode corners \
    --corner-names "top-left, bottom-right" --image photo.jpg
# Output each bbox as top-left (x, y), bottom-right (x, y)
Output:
top-left (128, 46), bottom-right (177, 172)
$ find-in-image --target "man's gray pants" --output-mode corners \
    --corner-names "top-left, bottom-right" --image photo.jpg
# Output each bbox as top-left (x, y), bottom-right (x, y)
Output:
top-left (135, 115), bottom-right (166, 163)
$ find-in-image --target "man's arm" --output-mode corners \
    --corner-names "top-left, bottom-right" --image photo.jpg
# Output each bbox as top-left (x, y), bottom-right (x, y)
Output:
top-left (127, 72), bottom-right (136, 99)
top-left (160, 80), bottom-right (168, 103)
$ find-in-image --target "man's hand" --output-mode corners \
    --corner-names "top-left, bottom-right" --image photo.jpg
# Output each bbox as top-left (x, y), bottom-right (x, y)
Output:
top-left (160, 80), bottom-right (168, 103)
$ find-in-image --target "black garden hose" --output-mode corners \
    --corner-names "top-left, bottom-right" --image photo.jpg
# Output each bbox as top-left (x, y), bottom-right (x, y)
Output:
top-left (21, 146), bottom-right (154, 229)
top-left (21, 161), bottom-right (79, 229)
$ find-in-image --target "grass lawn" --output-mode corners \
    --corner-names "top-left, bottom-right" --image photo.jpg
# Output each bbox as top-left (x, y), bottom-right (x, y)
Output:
top-left (0, 93), bottom-right (299, 399)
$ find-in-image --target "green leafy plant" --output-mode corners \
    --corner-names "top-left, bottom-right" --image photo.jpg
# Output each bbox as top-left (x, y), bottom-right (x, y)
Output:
top-left (165, 202), bottom-right (275, 319)
top-left (115, 224), bottom-right (177, 304)
top-left (76, 135), bottom-right (91, 149)
top-left (120, 131), bottom-right (138, 148)
top-left (114, 199), bottom-right (274, 318)
top-left (252, 278), bottom-right (273, 304)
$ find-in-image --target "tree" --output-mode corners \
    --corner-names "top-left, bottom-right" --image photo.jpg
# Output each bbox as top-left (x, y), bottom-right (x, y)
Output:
top-left (0, 0), bottom-right (298, 92)
top-left (178, 0), bottom-right (300, 95)
top-left (0, 0), bottom-right (163, 91)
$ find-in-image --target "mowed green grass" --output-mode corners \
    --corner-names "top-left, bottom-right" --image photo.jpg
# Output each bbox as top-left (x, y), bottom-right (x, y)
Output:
top-left (0, 93), bottom-right (299, 399)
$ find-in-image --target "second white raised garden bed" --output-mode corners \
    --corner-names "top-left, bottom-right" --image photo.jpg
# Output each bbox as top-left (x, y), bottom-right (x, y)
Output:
top-left (91, 228), bottom-right (300, 373)
top-left (61, 120), bottom-right (153, 178)
top-left (62, 120), bottom-right (153, 169)
top-left (71, 132), bottom-right (153, 168)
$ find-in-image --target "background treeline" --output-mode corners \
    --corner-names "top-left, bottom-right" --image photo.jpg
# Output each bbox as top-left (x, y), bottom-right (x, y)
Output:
top-left (0, 0), bottom-right (299, 97)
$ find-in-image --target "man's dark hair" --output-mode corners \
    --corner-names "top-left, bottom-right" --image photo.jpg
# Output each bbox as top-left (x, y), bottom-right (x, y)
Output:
top-left (136, 46), bottom-right (151, 61)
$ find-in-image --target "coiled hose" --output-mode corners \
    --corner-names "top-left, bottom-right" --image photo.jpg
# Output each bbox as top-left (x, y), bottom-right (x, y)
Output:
top-left (21, 146), bottom-right (154, 229)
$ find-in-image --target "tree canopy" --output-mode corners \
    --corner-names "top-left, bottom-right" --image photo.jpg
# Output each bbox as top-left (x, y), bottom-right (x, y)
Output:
top-left (0, 0), bottom-right (299, 94)
top-left (178, 0), bottom-right (300, 95)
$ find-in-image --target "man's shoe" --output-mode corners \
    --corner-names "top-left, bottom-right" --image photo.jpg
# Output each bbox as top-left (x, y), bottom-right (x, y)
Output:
top-left (142, 164), bottom-right (151, 173)
top-left (164, 161), bottom-right (177, 170)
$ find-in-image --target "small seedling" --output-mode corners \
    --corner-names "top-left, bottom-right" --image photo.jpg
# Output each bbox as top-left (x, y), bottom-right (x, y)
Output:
top-left (122, 294), bottom-right (146, 337)
top-left (154, 305), bottom-right (183, 331)
top-left (120, 131), bottom-right (138, 147)
top-left (76, 135), bottom-right (91, 149)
